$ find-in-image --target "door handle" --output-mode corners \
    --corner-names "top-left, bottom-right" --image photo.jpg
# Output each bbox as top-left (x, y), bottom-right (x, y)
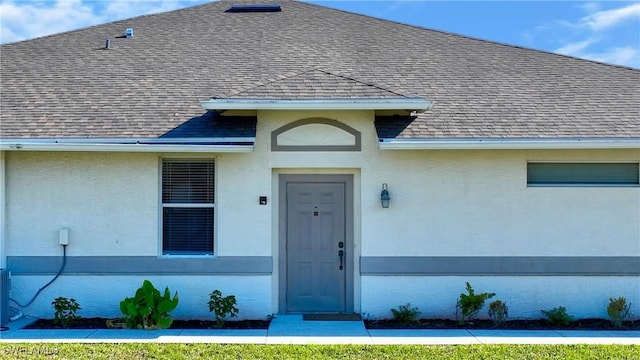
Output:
top-left (338, 249), bottom-right (344, 270)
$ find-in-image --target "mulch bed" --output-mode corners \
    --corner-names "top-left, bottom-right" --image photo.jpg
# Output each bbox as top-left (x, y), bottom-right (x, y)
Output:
top-left (23, 317), bottom-right (639, 331)
top-left (24, 318), bottom-right (271, 330)
top-left (364, 318), bottom-right (640, 331)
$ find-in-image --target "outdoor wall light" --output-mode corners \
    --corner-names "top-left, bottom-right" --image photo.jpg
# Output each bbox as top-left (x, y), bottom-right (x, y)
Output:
top-left (380, 183), bottom-right (390, 208)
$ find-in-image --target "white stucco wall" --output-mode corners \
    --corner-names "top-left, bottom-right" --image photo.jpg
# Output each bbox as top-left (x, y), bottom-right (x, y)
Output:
top-left (6, 152), bottom-right (159, 256)
top-left (361, 276), bottom-right (640, 320)
top-left (10, 275), bottom-right (271, 320)
top-left (3, 110), bottom-right (639, 320)
top-left (360, 149), bottom-right (640, 257)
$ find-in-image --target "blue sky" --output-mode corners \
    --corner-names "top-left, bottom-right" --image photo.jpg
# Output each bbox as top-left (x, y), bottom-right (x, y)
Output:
top-left (1, 1), bottom-right (638, 68)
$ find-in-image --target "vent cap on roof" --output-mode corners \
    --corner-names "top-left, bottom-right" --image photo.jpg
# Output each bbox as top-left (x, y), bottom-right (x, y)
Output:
top-left (226, 4), bottom-right (281, 13)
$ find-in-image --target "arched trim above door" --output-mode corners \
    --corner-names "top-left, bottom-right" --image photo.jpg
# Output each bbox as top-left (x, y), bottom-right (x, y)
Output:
top-left (271, 118), bottom-right (361, 151)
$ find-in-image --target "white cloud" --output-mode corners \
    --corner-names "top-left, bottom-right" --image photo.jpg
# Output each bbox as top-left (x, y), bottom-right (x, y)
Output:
top-left (102, 0), bottom-right (192, 23)
top-left (579, 2), bottom-right (601, 14)
top-left (0, 0), bottom-right (97, 44)
top-left (0, 0), bottom-right (206, 44)
top-left (555, 38), bottom-right (599, 56)
top-left (536, 2), bottom-right (640, 68)
top-left (581, 46), bottom-right (639, 68)
top-left (555, 39), bottom-right (639, 68)
top-left (580, 3), bottom-right (640, 31)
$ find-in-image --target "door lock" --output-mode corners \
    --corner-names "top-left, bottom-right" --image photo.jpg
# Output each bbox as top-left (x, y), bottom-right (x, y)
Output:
top-left (338, 241), bottom-right (344, 248)
top-left (338, 249), bottom-right (344, 270)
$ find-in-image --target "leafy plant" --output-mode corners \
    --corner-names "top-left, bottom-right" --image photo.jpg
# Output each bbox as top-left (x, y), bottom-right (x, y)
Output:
top-left (208, 289), bottom-right (239, 328)
top-left (456, 282), bottom-right (495, 326)
top-left (52, 297), bottom-right (81, 328)
top-left (607, 297), bottom-right (631, 328)
top-left (488, 300), bottom-right (508, 327)
top-left (390, 303), bottom-right (421, 324)
top-left (120, 280), bottom-right (179, 330)
top-left (541, 306), bottom-right (574, 327)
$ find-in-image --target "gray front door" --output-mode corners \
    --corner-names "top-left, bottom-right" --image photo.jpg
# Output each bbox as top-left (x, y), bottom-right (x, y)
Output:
top-left (285, 181), bottom-right (346, 313)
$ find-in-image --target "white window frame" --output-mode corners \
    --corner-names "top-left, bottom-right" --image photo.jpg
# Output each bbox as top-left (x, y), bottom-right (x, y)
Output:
top-left (159, 157), bottom-right (216, 257)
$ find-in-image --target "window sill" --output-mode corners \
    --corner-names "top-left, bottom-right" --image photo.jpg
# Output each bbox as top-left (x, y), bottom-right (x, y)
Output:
top-left (159, 254), bottom-right (215, 259)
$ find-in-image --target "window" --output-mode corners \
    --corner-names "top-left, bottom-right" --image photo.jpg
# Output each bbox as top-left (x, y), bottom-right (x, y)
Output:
top-left (527, 162), bottom-right (639, 186)
top-left (162, 159), bottom-right (215, 255)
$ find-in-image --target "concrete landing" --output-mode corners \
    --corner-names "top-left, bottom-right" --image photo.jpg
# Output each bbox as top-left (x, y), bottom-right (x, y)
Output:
top-left (266, 314), bottom-right (370, 344)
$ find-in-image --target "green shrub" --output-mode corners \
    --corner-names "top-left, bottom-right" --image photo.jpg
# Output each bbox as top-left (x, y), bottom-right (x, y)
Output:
top-left (390, 303), bottom-right (421, 324)
top-left (208, 290), bottom-right (239, 328)
top-left (120, 280), bottom-right (179, 330)
top-left (541, 306), bottom-right (574, 327)
top-left (52, 297), bottom-right (81, 328)
top-left (456, 282), bottom-right (495, 326)
top-left (607, 297), bottom-right (631, 328)
top-left (488, 300), bottom-right (508, 327)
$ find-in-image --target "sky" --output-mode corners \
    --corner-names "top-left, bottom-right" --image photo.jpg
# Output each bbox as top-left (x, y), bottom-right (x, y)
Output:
top-left (1, 1), bottom-right (638, 68)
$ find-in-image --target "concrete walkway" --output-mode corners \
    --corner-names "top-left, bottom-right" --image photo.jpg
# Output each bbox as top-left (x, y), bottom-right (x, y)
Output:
top-left (1, 315), bottom-right (639, 345)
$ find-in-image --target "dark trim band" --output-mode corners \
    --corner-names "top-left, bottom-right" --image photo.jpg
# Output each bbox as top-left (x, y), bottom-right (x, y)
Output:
top-left (360, 256), bottom-right (640, 276)
top-left (7, 256), bottom-right (272, 275)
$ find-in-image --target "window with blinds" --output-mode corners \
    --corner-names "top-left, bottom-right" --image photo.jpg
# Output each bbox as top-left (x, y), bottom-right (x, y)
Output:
top-left (527, 162), bottom-right (639, 186)
top-left (162, 159), bottom-right (215, 255)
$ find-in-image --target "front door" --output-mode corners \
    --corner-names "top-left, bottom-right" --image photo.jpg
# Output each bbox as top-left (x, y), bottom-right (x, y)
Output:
top-left (285, 180), bottom-right (347, 313)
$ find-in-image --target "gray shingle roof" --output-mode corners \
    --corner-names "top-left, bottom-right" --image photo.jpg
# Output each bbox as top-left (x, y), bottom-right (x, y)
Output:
top-left (1, 0), bottom-right (638, 139)
top-left (222, 68), bottom-right (415, 99)
top-left (160, 112), bottom-right (256, 139)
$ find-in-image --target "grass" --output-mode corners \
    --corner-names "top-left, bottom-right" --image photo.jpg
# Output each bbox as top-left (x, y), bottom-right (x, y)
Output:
top-left (0, 344), bottom-right (638, 359)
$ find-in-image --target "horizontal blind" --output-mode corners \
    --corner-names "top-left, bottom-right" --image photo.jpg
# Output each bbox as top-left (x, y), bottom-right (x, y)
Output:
top-left (163, 207), bottom-right (214, 254)
top-left (162, 159), bottom-right (215, 255)
top-left (163, 160), bottom-right (215, 203)
top-left (528, 163), bottom-right (639, 185)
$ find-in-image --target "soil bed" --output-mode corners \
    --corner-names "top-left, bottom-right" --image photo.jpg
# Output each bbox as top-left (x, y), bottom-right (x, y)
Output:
top-left (25, 318), bottom-right (271, 330)
top-left (365, 318), bottom-right (639, 331)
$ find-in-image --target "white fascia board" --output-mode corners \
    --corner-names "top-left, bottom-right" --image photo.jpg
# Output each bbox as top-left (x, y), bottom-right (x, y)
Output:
top-left (378, 138), bottom-right (640, 150)
top-left (200, 98), bottom-right (434, 111)
top-left (0, 138), bottom-right (255, 153)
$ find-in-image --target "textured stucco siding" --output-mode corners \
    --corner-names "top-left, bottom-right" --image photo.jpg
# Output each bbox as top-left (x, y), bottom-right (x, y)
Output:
top-left (2, 110), bottom-right (639, 319)
top-left (6, 152), bottom-right (159, 256)
top-left (9, 275), bottom-right (271, 320)
top-left (361, 276), bottom-right (640, 320)
top-left (360, 148), bottom-right (640, 257)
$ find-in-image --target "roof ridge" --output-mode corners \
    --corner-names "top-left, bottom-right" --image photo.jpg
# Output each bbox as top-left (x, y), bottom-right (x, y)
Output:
top-left (314, 68), bottom-right (415, 98)
top-left (219, 67), bottom-right (416, 99)
top-left (219, 68), bottom-right (317, 98)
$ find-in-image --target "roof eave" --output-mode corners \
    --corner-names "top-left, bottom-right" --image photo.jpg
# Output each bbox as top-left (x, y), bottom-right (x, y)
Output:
top-left (378, 138), bottom-right (640, 150)
top-left (0, 138), bottom-right (255, 153)
top-left (200, 98), bottom-right (434, 112)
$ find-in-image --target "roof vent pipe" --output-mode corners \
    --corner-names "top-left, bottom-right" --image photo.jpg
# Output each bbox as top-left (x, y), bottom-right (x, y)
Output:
top-left (105, 39), bottom-right (110, 49)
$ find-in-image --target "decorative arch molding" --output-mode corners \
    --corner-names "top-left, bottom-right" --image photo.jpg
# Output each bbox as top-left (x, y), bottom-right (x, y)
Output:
top-left (271, 118), bottom-right (361, 151)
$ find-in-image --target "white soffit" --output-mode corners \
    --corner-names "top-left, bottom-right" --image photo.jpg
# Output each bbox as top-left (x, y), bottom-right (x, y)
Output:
top-left (378, 138), bottom-right (640, 150)
top-left (200, 98), bottom-right (434, 111)
top-left (0, 138), bottom-right (255, 153)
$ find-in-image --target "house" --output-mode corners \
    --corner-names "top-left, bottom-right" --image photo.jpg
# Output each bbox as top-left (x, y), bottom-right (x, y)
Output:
top-left (0, 0), bottom-right (638, 322)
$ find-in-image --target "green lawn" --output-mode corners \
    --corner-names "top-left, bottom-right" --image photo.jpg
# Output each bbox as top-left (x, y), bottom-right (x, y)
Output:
top-left (1, 344), bottom-right (639, 360)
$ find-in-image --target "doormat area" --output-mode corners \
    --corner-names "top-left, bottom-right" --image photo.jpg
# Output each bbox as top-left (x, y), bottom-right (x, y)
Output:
top-left (303, 314), bottom-right (362, 321)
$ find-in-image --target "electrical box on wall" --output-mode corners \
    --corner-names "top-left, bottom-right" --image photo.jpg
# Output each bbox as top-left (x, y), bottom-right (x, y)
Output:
top-left (59, 228), bottom-right (69, 245)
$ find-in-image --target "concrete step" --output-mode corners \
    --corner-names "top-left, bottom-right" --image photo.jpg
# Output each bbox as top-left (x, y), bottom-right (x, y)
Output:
top-left (267, 314), bottom-right (369, 337)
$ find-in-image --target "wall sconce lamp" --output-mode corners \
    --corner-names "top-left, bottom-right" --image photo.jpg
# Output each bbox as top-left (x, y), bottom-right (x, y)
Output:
top-left (380, 183), bottom-right (390, 208)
